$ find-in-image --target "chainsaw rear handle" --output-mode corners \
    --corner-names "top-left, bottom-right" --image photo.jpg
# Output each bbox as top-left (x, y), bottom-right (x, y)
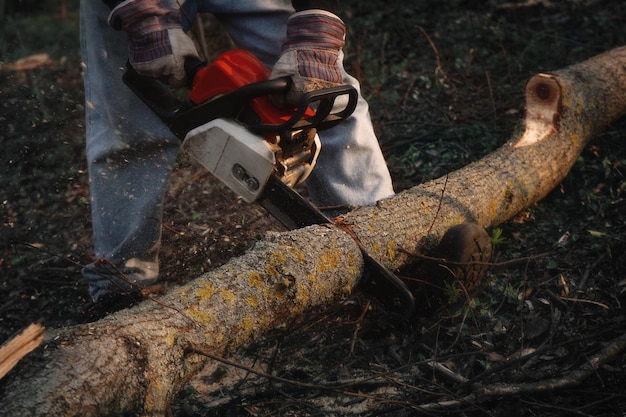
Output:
top-left (122, 61), bottom-right (285, 134)
top-left (121, 57), bottom-right (207, 123)
top-left (122, 59), bottom-right (359, 140)
top-left (122, 62), bottom-right (185, 123)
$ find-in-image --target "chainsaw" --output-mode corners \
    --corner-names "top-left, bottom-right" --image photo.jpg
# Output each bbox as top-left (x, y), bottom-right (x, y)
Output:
top-left (123, 49), bottom-right (415, 318)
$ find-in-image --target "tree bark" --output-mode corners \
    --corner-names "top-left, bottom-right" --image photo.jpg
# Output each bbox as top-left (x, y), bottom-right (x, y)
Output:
top-left (2, 46), bottom-right (625, 417)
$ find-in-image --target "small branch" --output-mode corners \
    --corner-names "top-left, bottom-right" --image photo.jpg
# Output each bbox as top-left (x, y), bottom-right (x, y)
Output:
top-left (427, 361), bottom-right (469, 384)
top-left (415, 333), bottom-right (626, 411)
top-left (186, 343), bottom-right (371, 391)
top-left (482, 333), bottom-right (626, 395)
top-left (558, 296), bottom-right (610, 310)
top-left (349, 299), bottom-right (371, 354)
top-left (417, 26), bottom-right (448, 82)
top-left (402, 248), bottom-right (556, 269)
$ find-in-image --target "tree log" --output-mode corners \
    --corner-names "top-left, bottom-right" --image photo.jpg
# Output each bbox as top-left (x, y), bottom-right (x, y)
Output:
top-left (1, 46), bottom-right (625, 417)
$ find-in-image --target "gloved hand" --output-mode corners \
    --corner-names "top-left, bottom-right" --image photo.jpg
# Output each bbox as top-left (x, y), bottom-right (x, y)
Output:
top-left (108, 0), bottom-right (199, 88)
top-left (270, 9), bottom-right (345, 107)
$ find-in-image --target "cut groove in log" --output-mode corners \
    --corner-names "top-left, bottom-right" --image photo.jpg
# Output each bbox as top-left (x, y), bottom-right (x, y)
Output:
top-left (1, 46), bottom-right (625, 417)
top-left (515, 74), bottom-right (561, 148)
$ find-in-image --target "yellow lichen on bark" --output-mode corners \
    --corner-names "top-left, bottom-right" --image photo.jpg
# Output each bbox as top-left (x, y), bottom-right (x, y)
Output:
top-left (288, 246), bottom-right (307, 262)
top-left (387, 240), bottom-right (398, 261)
top-left (218, 288), bottom-right (236, 306)
top-left (194, 282), bottom-right (216, 301)
top-left (316, 247), bottom-right (341, 274)
top-left (246, 294), bottom-right (259, 308)
top-left (186, 307), bottom-right (215, 327)
top-left (247, 271), bottom-right (271, 300)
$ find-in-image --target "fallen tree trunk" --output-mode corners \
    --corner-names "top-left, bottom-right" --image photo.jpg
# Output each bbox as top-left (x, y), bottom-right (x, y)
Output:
top-left (349, 46), bottom-right (626, 270)
top-left (1, 46), bottom-right (625, 417)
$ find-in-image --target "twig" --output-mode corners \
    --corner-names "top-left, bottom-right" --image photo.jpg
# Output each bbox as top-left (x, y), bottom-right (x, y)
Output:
top-left (349, 299), bottom-right (371, 354)
top-left (426, 361), bottom-right (468, 384)
top-left (402, 73), bottom-right (420, 112)
top-left (414, 333), bottom-right (626, 411)
top-left (412, 174), bottom-right (450, 254)
top-left (519, 398), bottom-right (594, 417)
top-left (186, 343), bottom-right (387, 391)
top-left (558, 296), bottom-right (610, 310)
top-left (402, 248), bottom-right (556, 269)
top-left (483, 67), bottom-right (498, 126)
top-left (186, 342), bottom-right (458, 414)
top-left (576, 252), bottom-right (607, 291)
top-left (428, 174), bottom-right (449, 239)
top-left (417, 26), bottom-right (448, 83)
top-left (13, 241), bottom-right (198, 325)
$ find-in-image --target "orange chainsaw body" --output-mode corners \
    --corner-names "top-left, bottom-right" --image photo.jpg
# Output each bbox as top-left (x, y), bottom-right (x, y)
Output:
top-left (188, 50), bottom-right (314, 129)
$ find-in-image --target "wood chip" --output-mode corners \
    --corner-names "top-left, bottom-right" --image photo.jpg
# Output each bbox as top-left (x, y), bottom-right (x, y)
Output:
top-left (1, 53), bottom-right (54, 71)
top-left (0, 323), bottom-right (45, 379)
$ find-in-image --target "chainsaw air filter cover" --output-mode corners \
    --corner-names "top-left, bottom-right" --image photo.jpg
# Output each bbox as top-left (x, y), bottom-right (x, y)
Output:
top-left (182, 118), bottom-right (275, 203)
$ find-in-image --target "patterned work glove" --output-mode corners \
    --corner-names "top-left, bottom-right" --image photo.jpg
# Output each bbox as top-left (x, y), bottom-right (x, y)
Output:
top-left (108, 0), bottom-right (199, 87)
top-left (270, 9), bottom-right (345, 107)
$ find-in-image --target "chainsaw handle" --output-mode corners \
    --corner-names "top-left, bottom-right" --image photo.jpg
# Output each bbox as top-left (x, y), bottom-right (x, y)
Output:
top-left (122, 62), bottom-right (184, 123)
top-left (247, 84), bottom-right (359, 134)
top-left (184, 56), bottom-right (207, 87)
top-left (123, 65), bottom-right (290, 138)
top-left (121, 56), bottom-right (207, 125)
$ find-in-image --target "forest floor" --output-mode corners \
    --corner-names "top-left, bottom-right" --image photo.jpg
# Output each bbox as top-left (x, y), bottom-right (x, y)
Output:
top-left (1, 1), bottom-right (626, 416)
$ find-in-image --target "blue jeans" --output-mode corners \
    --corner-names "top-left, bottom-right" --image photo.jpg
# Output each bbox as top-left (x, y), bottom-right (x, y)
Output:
top-left (79, 0), bottom-right (394, 300)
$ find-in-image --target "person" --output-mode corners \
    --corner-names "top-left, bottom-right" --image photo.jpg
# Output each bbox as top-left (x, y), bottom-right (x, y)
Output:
top-left (79, 0), bottom-right (396, 313)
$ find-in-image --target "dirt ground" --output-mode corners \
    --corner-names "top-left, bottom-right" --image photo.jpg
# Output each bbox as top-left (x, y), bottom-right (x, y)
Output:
top-left (1, 1), bottom-right (626, 416)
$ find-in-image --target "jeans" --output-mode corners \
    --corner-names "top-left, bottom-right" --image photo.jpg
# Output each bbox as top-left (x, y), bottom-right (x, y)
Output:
top-left (79, 0), bottom-right (394, 300)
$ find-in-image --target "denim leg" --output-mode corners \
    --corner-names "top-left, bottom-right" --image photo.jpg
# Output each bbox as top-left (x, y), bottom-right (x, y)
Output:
top-left (80, 0), bottom-right (180, 300)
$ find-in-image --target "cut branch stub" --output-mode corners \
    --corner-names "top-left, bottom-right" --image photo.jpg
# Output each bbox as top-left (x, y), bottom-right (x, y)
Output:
top-left (515, 74), bottom-right (562, 148)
